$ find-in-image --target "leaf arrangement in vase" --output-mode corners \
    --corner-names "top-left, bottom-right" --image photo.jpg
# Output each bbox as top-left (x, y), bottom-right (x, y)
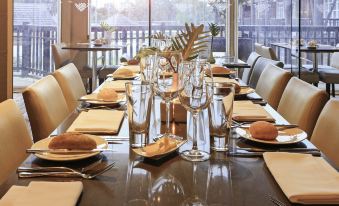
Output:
top-left (171, 23), bottom-right (210, 61)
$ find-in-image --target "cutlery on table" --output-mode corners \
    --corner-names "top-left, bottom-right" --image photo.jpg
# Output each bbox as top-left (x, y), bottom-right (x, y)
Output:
top-left (18, 156), bottom-right (104, 173)
top-left (26, 148), bottom-right (114, 154)
top-left (239, 124), bottom-right (298, 129)
top-left (229, 150), bottom-right (321, 157)
top-left (18, 162), bottom-right (116, 179)
top-left (236, 147), bottom-right (320, 153)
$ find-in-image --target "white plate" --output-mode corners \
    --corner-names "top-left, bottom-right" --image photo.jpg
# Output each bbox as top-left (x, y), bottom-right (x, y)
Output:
top-left (31, 135), bottom-right (108, 161)
top-left (80, 93), bottom-right (125, 105)
top-left (236, 127), bottom-right (307, 145)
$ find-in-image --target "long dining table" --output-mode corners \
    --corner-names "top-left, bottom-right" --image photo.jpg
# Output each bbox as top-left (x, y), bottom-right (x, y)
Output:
top-left (0, 77), bottom-right (329, 206)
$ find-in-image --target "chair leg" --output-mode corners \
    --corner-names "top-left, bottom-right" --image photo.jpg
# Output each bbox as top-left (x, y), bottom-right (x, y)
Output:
top-left (99, 78), bottom-right (105, 85)
top-left (88, 78), bottom-right (92, 94)
top-left (326, 83), bottom-right (331, 96)
top-left (332, 84), bottom-right (335, 97)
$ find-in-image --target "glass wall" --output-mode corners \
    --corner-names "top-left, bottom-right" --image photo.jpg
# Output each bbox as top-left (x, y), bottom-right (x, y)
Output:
top-left (238, 0), bottom-right (293, 61)
top-left (13, 0), bottom-right (59, 90)
top-left (90, 0), bottom-right (226, 61)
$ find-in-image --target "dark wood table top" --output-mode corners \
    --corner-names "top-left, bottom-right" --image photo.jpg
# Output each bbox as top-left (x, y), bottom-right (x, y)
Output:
top-left (0, 79), bottom-right (325, 206)
top-left (271, 42), bottom-right (339, 53)
top-left (62, 43), bottom-right (121, 51)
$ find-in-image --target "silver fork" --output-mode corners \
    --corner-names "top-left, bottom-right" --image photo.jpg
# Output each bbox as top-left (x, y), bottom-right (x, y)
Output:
top-left (265, 194), bottom-right (286, 206)
top-left (18, 162), bottom-right (115, 179)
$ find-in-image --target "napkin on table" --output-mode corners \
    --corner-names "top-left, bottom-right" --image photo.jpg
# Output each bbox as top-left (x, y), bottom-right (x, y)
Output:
top-left (67, 109), bottom-right (125, 134)
top-left (101, 80), bottom-right (129, 92)
top-left (263, 152), bottom-right (339, 204)
top-left (231, 100), bottom-right (275, 122)
top-left (0, 181), bottom-right (83, 206)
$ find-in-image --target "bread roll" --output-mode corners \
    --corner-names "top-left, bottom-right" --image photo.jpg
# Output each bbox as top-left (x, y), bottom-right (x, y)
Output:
top-left (143, 137), bottom-right (177, 156)
top-left (232, 83), bottom-right (241, 93)
top-left (48, 132), bottom-right (97, 150)
top-left (113, 68), bottom-right (134, 78)
top-left (97, 88), bottom-right (118, 101)
top-left (249, 121), bottom-right (278, 140)
top-left (128, 59), bottom-right (139, 65)
top-left (212, 66), bottom-right (231, 75)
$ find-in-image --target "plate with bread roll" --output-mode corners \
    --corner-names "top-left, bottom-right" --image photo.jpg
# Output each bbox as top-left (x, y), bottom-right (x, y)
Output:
top-left (235, 121), bottom-right (307, 145)
top-left (30, 132), bottom-right (108, 161)
top-left (133, 137), bottom-right (187, 159)
top-left (80, 88), bottom-right (125, 105)
top-left (206, 66), bottom-right (236, 77)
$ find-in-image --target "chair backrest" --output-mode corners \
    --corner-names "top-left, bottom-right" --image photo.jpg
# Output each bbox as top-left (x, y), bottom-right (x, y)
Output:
top-left (248, 57), bottom-right (284, 88)
top-left (254, 43), bottom-right (264, 55)
top-left (311, 99), bottom-right (339, 167)
top-left (23, 75), bottom-right (70, 142)
top-left (51, 43), bottom-right (74, 69)
top-left (330, 52), bottom-right (339, 69)
top-left (242, 52), bottom-right (261, 84)
top-left (256, 64), bottom-right (292, 109)
top-left (53, 63), bottom-right (87, 111)
top-left (261, 46), bottom-right (279, 61)
top-left (0, 99), bottom-right (32, 184)
top-left (277, 77), bottom-right (328, 137)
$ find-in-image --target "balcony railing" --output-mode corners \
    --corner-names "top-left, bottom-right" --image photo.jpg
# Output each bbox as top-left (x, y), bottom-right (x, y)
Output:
top-left (13, 24), bottom-right (339, 79)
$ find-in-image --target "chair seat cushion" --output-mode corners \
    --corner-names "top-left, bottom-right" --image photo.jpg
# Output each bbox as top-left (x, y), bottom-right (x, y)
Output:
top-left (319, 68), bottom-right (339, 83)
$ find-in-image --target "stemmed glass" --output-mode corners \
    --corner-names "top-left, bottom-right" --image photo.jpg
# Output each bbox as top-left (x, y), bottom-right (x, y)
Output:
top-left (153, 51), bottom-right (184, 139)
top-left (179, 60), bottom-right (213, 161)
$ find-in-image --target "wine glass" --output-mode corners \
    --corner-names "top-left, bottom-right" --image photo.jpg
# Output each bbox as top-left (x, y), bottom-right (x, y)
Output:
top-left (179, 60), bottom-right (213, 161)
top-left (153, 50), bottom-right (184, 140)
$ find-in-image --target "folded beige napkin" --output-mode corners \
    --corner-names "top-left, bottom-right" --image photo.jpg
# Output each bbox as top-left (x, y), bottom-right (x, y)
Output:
top-left (117, 65), bottom-right (140, 73)
top-left (67, 109), bottom-right (125, 134)
top-left (231, 101), bottom-right (275, 122)
top-left (101, 80), bottom-right (129, 92)
top-left (263, 152), bottom-right (339, 204)
top-left (212, 77), bottom-right (240, 85)
top-left (0, 181), bottom-right (83, 206)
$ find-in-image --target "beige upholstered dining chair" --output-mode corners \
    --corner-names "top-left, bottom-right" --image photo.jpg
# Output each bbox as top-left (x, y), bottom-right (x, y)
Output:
top-left (311, 99), bottom-right (339, 167)
top-left (254, 43), bottom-right (264, 55)
top-left (277, 77), bottom-right (328, 137)
top-left (0, 99), bottom-right (32, 184)
top-left (53, 63), bottom-right (87, 111)
top-left (260, 46), bottom-right (279, 61)
top-left (248, 57), bottom-right (284, 88)
top-left (52, 43), bottom-right (93, 92)
top-left (242, 52), bottom-right (261, 84)
top-left (256, 64), bottom-right (292, 109)
top-left (23, 75), bottom-right (70, 142)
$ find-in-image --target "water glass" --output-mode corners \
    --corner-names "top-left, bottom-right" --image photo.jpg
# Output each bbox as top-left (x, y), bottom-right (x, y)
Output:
top-left (126, 82), bottom-right (153, 148)
top-left (208, 83), bottom-right (234, 151)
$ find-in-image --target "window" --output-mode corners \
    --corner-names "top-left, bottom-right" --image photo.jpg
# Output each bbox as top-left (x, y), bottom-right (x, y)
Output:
top-left (13, 0), bottom-right (59, 90)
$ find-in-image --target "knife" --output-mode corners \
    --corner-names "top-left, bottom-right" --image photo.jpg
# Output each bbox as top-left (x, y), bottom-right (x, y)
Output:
top-left (236, 147), bottom-right (320, 153)
top-left (239, 124), bottom-right (298, 129)
top-left (26, 148), bottom-right (114, 154)
top-left (231, 150), bottom-right (321, 157)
